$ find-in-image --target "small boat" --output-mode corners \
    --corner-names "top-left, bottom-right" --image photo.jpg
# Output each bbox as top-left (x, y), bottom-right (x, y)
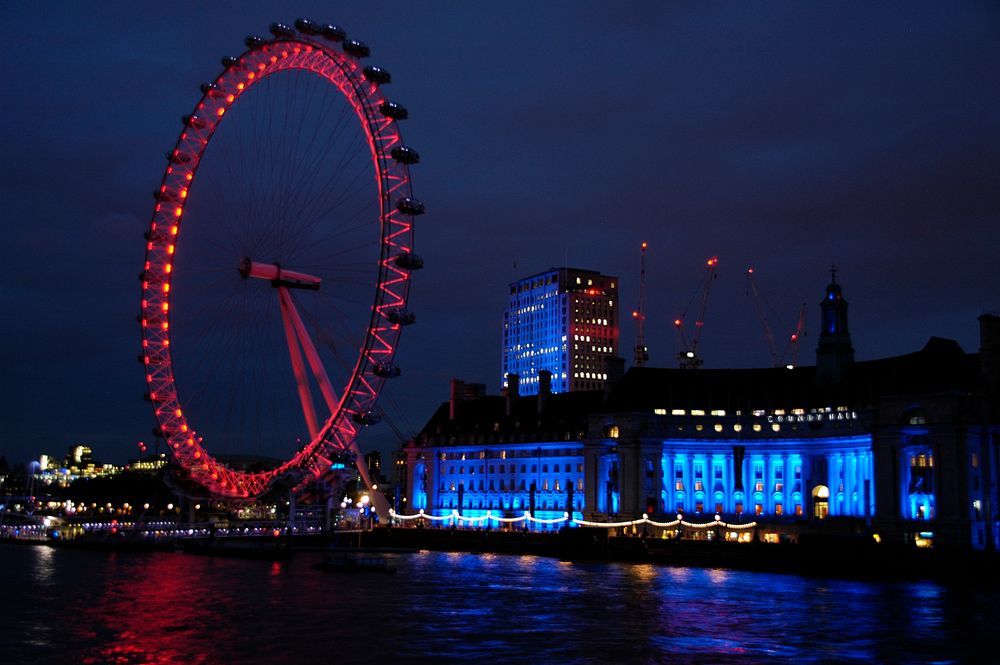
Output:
top-left (312, 553), bottom-right (396, 574)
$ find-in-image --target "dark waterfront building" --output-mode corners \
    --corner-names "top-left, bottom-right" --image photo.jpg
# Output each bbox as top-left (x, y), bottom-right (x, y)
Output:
top-left (404, 277), bottom-right (1000, 550)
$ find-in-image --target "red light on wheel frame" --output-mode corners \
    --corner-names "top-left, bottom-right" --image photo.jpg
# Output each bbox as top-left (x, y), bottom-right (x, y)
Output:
top-left (141, 37), bottom-right (416, 502)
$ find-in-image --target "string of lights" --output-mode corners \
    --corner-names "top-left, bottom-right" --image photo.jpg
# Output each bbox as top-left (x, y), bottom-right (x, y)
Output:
top-left (389, 509), bottom-right (757, 530)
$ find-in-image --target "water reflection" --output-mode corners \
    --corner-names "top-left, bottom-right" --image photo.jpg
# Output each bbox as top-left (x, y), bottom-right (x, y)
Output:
top-left (0, 546), bottom-right (992, 664)
top-left (30, 545), bottom-right (55, 587)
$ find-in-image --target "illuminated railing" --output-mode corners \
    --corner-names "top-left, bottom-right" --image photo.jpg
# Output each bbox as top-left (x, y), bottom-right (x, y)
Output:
top-left (389, 509), bottom-right (757, 531)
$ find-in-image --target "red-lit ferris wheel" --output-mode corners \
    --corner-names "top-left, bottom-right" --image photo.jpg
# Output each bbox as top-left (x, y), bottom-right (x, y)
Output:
top-left (139, 20), bottom-right (423, 513)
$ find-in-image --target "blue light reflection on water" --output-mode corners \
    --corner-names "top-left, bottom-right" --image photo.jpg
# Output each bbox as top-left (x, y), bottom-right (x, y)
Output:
top-left (0, 545), bottom-right (990, 664)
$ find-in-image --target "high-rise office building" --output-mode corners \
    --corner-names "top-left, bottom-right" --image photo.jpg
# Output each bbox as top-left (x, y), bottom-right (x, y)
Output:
top-left (502, 267), bottom-right (621, 394)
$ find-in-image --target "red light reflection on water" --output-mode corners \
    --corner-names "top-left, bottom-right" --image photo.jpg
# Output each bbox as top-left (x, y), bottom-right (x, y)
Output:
top-left (74, 552), bottom-right (288, 665)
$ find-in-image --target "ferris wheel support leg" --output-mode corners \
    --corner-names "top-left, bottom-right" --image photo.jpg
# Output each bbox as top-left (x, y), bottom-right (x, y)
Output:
top-left (278, 286), bottom-right (320, 440)
top-left (280, 287), bottom-right (341, 414)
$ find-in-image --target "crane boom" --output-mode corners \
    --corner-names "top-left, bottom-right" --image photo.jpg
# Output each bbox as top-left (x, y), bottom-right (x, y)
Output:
top-left (746, 267), bottom-right (779, 367)
top-left (632, 242), bottom-right (649, 367)
top-left (782, 303), bottom-right (807, 368)
top-left (675, 256), bottom-right (718, 368)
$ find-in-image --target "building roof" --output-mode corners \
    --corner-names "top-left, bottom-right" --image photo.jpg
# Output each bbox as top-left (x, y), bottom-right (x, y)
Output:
top-left (414, 390), bottom-right (606, 447)
top-left (602, 337), bottom-right (980, 414)
top-left (412, 335), bottom-right (985, 448)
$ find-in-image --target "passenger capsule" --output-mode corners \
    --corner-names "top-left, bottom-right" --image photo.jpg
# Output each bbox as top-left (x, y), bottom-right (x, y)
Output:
top-left (321, 24), bottom-right (347, 41)
top-left (200, 82), bottom-right (222, 96)
top-left (181, 115), bottom-right (206, 129)
top-left (245, 35), bottom-right (265, 49)
top-left (294, 18), bottom-right (320, 34)
top-left (390, 146), bottom-right (420, 164)
top-left (396, 197), bottom-right (426, 216)
top-left (363, 65), bottom-right (391, 85)
top-left (393, 252), bottom-right (424, 270)
top-left (379, 102), bottom-right (408, 120)
top-left (343, 39), bottom-right (370, 58)
top-left (221, 56), bottom-right (242, 68)
top-left (269, 23), bottom-right (295, 39)
top-left (352, 411), bottom-right (381, 426)
top-left (372, 362), bottom-right (402, 379)
top-left (385, 309), bottom-right (416, 325)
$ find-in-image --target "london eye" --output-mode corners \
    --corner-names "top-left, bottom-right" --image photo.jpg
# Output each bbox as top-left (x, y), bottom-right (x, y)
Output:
top-left (139, 20), bottom-right (423, 514)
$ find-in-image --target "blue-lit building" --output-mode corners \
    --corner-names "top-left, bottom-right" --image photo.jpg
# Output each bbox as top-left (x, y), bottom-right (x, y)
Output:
top-left (404, 277), bottom-right (1000, 549)
top-left (502, 267), bottom-right (622, 395)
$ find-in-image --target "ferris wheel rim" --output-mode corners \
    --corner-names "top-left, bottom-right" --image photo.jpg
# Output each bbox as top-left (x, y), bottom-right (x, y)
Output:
top-left (140, 26), bottom-right (418, 499)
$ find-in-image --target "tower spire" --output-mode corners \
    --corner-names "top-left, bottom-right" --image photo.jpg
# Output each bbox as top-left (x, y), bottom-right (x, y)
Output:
top-left (816, 266), bottom-right (854, 387)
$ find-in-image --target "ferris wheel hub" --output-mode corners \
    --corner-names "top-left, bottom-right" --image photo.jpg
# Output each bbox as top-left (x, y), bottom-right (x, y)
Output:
top-left (239, 258), bottom-right (322, 290)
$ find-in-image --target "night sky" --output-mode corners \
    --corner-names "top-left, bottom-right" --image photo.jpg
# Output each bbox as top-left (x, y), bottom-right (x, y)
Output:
top-left (2, 1), bottom-right (998, 466)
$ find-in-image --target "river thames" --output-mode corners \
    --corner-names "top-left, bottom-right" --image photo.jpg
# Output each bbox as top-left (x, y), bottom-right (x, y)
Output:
top-left (0, 544), bottom-right (992, 664)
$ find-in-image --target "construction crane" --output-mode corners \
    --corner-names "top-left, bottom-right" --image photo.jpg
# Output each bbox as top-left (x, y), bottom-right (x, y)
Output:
top-left (632, 242), bottom-right (649, 367)
top-left (746, 267), bottom-right (779, 367)
top-left (746, 266), bottom-right (807, 368)
top-left (674, 256), bottom-right (718, 369)
top-left (782, 303), bottom-right (807, 368)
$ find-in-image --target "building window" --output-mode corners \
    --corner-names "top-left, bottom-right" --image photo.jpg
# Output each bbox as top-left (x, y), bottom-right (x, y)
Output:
top-left (755, 503), bottom-right (763, 515)
top-left (775, 503), bottom-right (783, 516)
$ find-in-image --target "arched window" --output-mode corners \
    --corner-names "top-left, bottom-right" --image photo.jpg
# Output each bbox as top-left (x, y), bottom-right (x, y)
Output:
top-left (812, 485), bottom-right (829, 519)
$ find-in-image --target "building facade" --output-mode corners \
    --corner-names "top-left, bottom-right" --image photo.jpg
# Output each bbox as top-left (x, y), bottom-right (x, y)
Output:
top-left (501, 267), bottom-right (621, 395)
top-left (406, 278), bottom-right (999, 549)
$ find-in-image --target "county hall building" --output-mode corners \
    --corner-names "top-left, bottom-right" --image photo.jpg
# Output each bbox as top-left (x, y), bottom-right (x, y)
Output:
top-left (402, 273), bottom-right (999, 550)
